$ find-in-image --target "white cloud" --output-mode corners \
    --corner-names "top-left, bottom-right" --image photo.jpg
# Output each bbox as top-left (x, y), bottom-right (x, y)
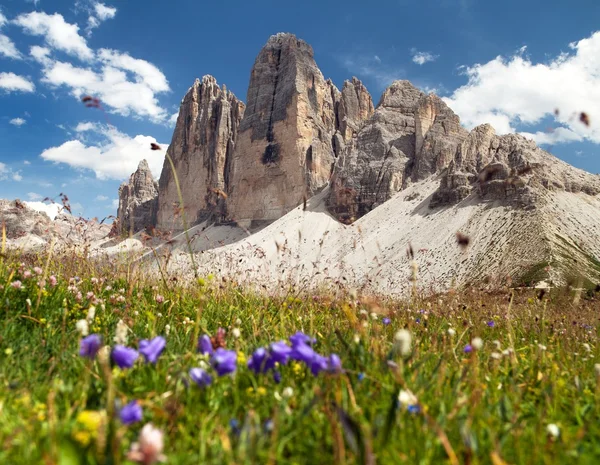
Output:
top-left (0, 34), bottom-right (22, 59)
top-left (75, 121), bottom-right (97, 132)
top-left (97, 49), bottom-right (169, 92)
top-left (374, 55), bottom-right (381, 64)
top-left (0, 72), bottom-right (35, 92)
top-left (0, 162), bottom-right (8, 178)
top-left (411, 50), bottom-right (438, 65)
top-left (86, 3), bottom-right (117, 36)
top-left (94, 3), bottom-right (117, 21)
top-left (111, 198), bottom-right (119, 208)
top-left (24, 160), bottom-right (31, 165)
top-left (169, 112), bottom-right (179, 126)
top-left (12, 172), bottom-right (23, 181)
top-left (0, 12), bottom-right (7, 28)
top-left (0, 162), bottom-right (22, 181)
top-left (14, 12), bottom-right (94, 61)
top-left (70, 202), bottom-right (84, 214)
top-left (40, 123), bottom-right (168, 180)
top-left (24, 201), bottom-right (63, 220)
top-left (9, 117), bottom-right (26, 126)
top-left (444, 31), bottom-right (600, 145)
top-left (30, 45), bottom-right (52, 65)
top-left (341, 55), bottom-right (404, 88)
top-left (95, 194), bottom-right (108, 201)
top-left (27, 192), bottom-right (43, 201)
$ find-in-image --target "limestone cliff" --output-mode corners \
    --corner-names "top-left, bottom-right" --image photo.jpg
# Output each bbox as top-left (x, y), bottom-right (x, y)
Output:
top-left (116, 159), bottom-right (159, 234)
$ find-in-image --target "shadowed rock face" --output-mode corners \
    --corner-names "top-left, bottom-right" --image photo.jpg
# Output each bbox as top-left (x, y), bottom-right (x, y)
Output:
top-left (226, 33), bottom-right (373, 228)
top-left (156, 76), bottom-right (245, 231)
top-left (117, 159), bottom-right (159, 234)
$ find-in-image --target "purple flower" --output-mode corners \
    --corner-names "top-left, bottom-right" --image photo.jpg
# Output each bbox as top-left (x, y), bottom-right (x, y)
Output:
top-left (290, 342), bottom-right (316, 364)
top-left (358, 372), bottom-right (365, 382)
top-left (273, 371), bottom-right (281, 384)
top-left (464, 344), bottom-right (473, 353)
top-left (326, 354), bottom-right (342, 374)
top-left (248, 347), bottom-right (271, 374)
top-left (382, 318), bottom-right (391, 325)
top-left (189, 368), bottom-right (212, 387)
top-left (407, 405), bottom-right (420, 414)
top-left (79, 334), bottom-right (102, 359)
top-left (139, 336), bottom-right (166, 364)
top-left (119, 401), bottom-right (143, 425)
top-left (309, 354), bottom-right (328, 376)
top-left (487, 321), bottom-right (495, 327)
top-left (289, 331), bottom-right (316, 347)
top-left (112, 346), bottom-right (139, 369)
top-left (270, 341), bottom-right (292, 365)
top-left (211, 348), bottom-right (237, 376)
top-left (197, 335), bottom-right (213, 355)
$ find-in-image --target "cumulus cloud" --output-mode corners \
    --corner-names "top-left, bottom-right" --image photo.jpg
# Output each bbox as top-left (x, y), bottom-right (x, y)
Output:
top-left (0, 72), bottom-right (35, 92)
top-left (40, 123), bottom-right (168, 180)
top-left (95, 194), bottom-right (108, 201)
top-left (27, 192), bottom-right (43, 201)
top-left (0, 162), bottom-right (22, 181)
top-left (86, 2), bottom-right (117, 36)
top-left (169, 112), bottom-right (179, 126)
top-left (12, 172), bottom-right (23, 181)
top-left (444, 31), bottom-right (600, 145)
top-left (0, 34), bottom-right (22, 59)
top-left (24, 201), bottom-right (64, 220)
top-left (411, 49), bottom-right (438, 65)
top-left (10, 117), bottom-right (26, 126)
top-left (14, 12), bottom-right (94, 61)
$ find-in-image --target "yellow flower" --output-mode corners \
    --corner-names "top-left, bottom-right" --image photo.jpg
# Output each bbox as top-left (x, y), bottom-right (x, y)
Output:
top-left (256, 387), bottom-right (267, 397)
top-left (73, 430), bottom-right (91, 447)
top-left (76, 410), bottom-right (103, 434)
top-left (4, 348), bottom-right (13, 356)
top-left (246, 387), bottom-right (254, 396)
top-left (237, 351), bottom-right (247, 366)
top-left (291, 362), bottom-right (302, 376)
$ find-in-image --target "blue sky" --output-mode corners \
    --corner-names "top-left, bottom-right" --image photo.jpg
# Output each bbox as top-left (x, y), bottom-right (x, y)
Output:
top-left (1, 0), bottom-right (599, 220)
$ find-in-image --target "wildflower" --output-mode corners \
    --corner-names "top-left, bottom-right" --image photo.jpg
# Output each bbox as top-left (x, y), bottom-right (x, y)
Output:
top-left (289, 331), bottom-right (316, 346)
top-left (273, 371), bottom-right (281, 383)
top-left (211, 348), bottom-right (237, 376)
top-left (538, 344), bottom-right (547, 351)
top-left (139, 337), bottom-right (166, 364)
top-left (120, 401), bottom-right (143, 425)
top-left (290, 342), bottom-right (316, 365)
top-left (472, 337), bottom-right (483, 350)
top-left (10, 280), bottom-right (22, 289)
top-left (490, 352), bottom-right (502, 360)
top-left (127, 423), bottom-right (166, 464)
top-left (309, 354), bottom-right (329, 375)
top-left (382, 317), bottom-right (391, 325)
top-left (248, 347), bottom-right (272, 374)
top-left (155, 295), bottom-right (164, 304)
top-left (583, 343), bottom-right (591, 353)
top-left (594, 364), bottom-right (600, 377)
top-left (229, 419), bottom-right (240, 435)
top-left (371, 312), bottom-right (378, 320)
top-left (394, 329), bottom-right (412, 357)
top-left (5, 348), bottom-right (13, 356)
top-left (232, 328), bottom-right (241, 339)
top-left (165, 324), bottom-right (171, 336)
top-left (353, 334), bottom-right (360, 344)
top-left (112, 346), bottom-right (139, 369)
top-left (398, 389), bottom-right (419, 411)
top-left (23, 270), bottom-right (32, 279)
top-left (87, 306), bottom-right (96, 322)
top-left (33, 266), bottom-right (43, 275)
top-left (464, 344), bottom-right (473, 354)
top-left (91, 277), bottom-right (98, 284)
top-left (282, 387), bottom-right (294, 399)
top-left (326, 354), bottom-right (342, 373)
top-left (49, 275), bottom-right (57, 287)
top-left (197, 335), bottom-right (213, 355)
top-left (235, 318), bottom-right (242, 326)
top-left (110, 320), bottom-right (128, 345)
top-left (493, 340), bottom-right (502, 349)
top-left (270, 341), bottom-right (292, 365)
top-left (447, 328), bottom-right (456, 336)
top-left (487, 321), bottom-right (495, 327)
top-left (189, 368), bottom-right (212, 387)
top-left (79, 334), bottom-right (102, 359)
top-left (546, 423), bottom-right (560, 439)
top-left (86, 291), bottom-right (94, 300)
top-left (76, 319), bottom-right (89, 336)
top-left (264, 419), bottom-right (274, 433)
top-left (358, 372), bottom-right (365, 382)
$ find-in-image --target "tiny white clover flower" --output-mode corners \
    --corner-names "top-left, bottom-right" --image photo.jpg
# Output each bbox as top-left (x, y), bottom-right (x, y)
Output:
top-left (76, 319), bottom-right (89, 336)
top-left (232, 328), bottom-right (241, 339)
top-left (114, 319), bottom-right (129, 345)
top-left (398, 389), bottom-right (418, 407)
top-left (394, 329), bottom-right (412, 356)
top-left (447, 328), bottom-right (456, 336)
top-left (471, 337), bottom-right (483, 350)
top-left (282, 387), bottom-right (294, 399)
top-left (546, 423), bottom-right (560, 439)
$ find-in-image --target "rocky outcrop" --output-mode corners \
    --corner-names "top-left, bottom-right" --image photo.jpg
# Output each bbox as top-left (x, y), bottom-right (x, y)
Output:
top-left (227, 33), bottom-right (373, 228)
top-left (117, 159), bottom-right (159, 234)
top-left (156, 76), bottom-right (245, 230)
top-left (327, 81), bottom-right (467, 222)
top-left (430, 124), bottom-right (600, 208)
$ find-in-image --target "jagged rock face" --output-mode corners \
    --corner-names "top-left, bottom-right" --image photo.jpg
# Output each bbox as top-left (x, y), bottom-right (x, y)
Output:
top-left (227, 34), bottom-right (372, 228)
top-left (334, 77), bottom-right (375, 141)
top-left (117, 159), bottom-right (159, 234)
top-left (328, 81), bottom-right (467, 222)
top-left (156, 76), bottom-right (245, 230)
top-left (430, 124), bottom-right (600, 208)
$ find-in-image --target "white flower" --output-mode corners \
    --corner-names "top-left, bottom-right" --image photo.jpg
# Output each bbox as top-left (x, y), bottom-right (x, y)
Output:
top-left (490, 352), bottom-right (502, 360)
top-left (76, 319), bottom-right (89, 336)
top-left (87, 306), bottom-right (96, 322)
top-left (282, 387), bottom-right (294, 399)
top-left (165, 325), bottom-right (171, 336)
top-left (359, 309), bottom-right (368, 316)
top-left (370, 312), bottom-right (378, 320)
top-left (447, 328), bottom-right (456, 336)
top-left (471, 337), bottom-right (483, 350)
top-left (198, 360), bottom-right (209, 370)
top-left (353, 334), bottom-right (360, 344)
top-left (362, 321), bottom-right (369, 328)
top-left (538, 344), bottom-right (547, 351)
top-left (546, 423), bottom-right (560, 439)
top-left (398, 389), bottom-right (418, 407)
top-left (235, 318), bottom-right (242, 326)
top-left (493, 340), bottom-right (502, 349)
top-left (394, 329), bottom-right (412, 356)
top-left (232, 328), bottom-right (241, 339)
top-left (127, 423), bottom-right (166, 464)
top-left (114, 319), bottom-right (129, 345)
top-left (583, 343), bottom-right (591, 353)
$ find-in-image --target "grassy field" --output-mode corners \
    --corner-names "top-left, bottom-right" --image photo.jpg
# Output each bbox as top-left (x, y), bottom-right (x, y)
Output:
top-left (0, 252), bottom-right (599, 464)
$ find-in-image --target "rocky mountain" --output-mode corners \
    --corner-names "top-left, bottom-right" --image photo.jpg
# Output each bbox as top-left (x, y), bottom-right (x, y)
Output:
top-left (116, 159), bottom-right (159, 235)
top-left (111, 32), bottom-right (600, 292)
top-left (156, 75), bottom-right (245, 230)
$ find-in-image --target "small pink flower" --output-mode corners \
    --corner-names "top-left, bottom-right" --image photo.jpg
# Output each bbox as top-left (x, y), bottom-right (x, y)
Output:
top-left (49, 276), bottom-right (57, 287)
top-left (155, 295), bottom-right (164, 304)
top-left (23, 270), bottom-right (32, 279)
top-left (127, 423), bottom-right (166, 464)
top-left (11, 280), bottom-right (22, 289)
top-left (76, 292), bottom-right (83, 302)
top-left (86, 291), bottom-right (95, 300)
top-left (91, 277), bottom-right (99, 285)
top-left (33, 267), bottom-right (43, 275)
